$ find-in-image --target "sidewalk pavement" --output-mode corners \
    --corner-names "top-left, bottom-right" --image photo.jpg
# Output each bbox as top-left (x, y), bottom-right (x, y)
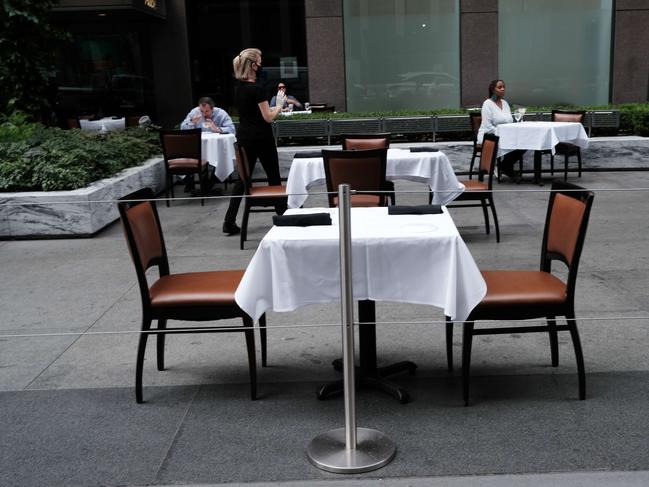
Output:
top-left (1, 137), bottom-right (649, 486)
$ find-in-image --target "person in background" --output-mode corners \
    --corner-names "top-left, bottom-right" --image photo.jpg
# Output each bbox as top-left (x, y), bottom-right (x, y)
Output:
top-left (181, 96), bottom-right (236, 134)
top-left (477, 79), bottom-right (523, 180)
top-left (222, 48), bottom-right (287, 235)
top-left (269, 82), bottom-right (303, 111)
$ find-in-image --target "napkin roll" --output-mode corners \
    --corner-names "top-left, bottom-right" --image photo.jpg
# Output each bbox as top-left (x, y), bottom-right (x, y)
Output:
top-left (410, 146), bottom-right (439, 152)
top-left (388, 205), bottom-right (443, 215)
top-left (273, 213), bottom-right (332, 226)
top-left (293, 150), bottom-right (323, 159)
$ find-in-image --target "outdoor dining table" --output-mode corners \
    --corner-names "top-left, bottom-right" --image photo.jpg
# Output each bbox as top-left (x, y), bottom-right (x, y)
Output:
top-left (495, 121), bottom-right (589, 184)
top-left (201, 132), bottom-right (237, 182)
top-left (234, 206), bottom-right (487, 403)
top-left (285, 148), bottom-right (465, 209)
top-left (79, 117), bottom-right (126, 132)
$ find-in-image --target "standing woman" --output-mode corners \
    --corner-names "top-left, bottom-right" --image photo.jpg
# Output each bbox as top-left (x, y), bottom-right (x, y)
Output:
top-left (222, 48), bottom-right (287, 235)
top-left (477, 79), bottom-right (522, 180)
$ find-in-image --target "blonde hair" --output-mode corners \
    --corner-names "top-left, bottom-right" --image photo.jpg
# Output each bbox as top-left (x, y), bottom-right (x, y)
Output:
top-left (233, 48), bottom-right (261, 81)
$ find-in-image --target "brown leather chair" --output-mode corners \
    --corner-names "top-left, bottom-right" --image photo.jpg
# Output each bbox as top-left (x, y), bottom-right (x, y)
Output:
top-left (322, 148), bottom-right (388, 208)
top-left (159, 128), bottom-right (208, 207)
top-left (468, 112), bottom-right (482, 179)
top-left (341, 133), bottom-right (395, 205)
top-left (118, 188), bottom-right (266, 403)
top-left (445, 133), bottom-right (501, 242)
top-left (550, 110), bottom-right (585, 180)
top-left (446, 181), bottom-right (594, 405)
top-left (235, 143), bottom-right (288, 250)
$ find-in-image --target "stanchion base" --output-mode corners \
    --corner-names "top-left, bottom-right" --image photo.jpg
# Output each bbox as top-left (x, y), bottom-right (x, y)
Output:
top-left (306, 427), bottom-right (396, 473)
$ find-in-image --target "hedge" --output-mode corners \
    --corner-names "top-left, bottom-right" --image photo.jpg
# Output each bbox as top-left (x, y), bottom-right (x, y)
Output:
top-left (0, 112), bottom-right (161, 192)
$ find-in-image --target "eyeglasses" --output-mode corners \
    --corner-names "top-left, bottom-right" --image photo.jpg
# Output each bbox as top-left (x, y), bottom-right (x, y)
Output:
top-left (278, 86), bottom-right (286, 89)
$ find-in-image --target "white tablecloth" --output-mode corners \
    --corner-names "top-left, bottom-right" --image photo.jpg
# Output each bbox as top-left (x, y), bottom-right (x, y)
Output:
top-left (279, 110), bottom-right (312, 116)
top-left (201, 133), bottom-right (236, 182)
top-left (286, 148), bottom-right (464, 208)
top-left (235, 207), bottom-right (486, 322)
top-left (79, 117), bottom-right (126, 132)
top-left (495, 121), bottom-right (589, 157)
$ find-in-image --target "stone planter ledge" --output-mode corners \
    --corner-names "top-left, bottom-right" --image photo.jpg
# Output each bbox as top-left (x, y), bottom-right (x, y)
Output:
top-left (0, 156), bottom-right (165, 239)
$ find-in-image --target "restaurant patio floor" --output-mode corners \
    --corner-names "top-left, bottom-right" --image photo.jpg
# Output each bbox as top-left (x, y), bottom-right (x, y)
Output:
top-left (1, 137), bottom-right (649, 487)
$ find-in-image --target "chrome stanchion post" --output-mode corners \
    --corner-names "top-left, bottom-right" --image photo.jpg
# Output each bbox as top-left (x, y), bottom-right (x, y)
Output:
top-left (306, 184), bottom-right (396, 474)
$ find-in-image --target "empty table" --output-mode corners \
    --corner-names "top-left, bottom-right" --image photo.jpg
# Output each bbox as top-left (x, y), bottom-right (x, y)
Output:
top-left (496, 121), bottom-right (589, 184)
top-left (286, 148), bottom-right (464, 208)
top-left (235, 207), bottom-right (486, 402)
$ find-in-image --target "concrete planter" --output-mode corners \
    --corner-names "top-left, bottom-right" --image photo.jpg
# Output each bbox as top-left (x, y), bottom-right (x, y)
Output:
top-left (0, 156), bottom-right (165, 239)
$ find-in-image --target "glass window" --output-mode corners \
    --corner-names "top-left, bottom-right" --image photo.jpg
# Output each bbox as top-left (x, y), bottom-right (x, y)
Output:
top-left (344, 0), bottom-right (460, 112)
top-left (54, 32), bottom-right (154, 118)
top-left (186, 0), bottom-right (308, 115)
top-left (499, 0), bottom-right (612, 107)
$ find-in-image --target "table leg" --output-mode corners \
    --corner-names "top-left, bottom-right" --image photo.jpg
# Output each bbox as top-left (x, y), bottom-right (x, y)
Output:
top-left (533, 151), bottom-right (544, 186)
top-left (316, 300), bottom-right (417, 404)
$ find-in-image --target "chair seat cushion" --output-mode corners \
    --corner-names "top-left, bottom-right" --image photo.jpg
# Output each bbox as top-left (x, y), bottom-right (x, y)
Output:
top-left (168, 158), bottom-right (207, 170)
top-left (479, 270), bottom-right (567, 308)
top-left (461, 179), bottom-right (488, 191)
top-left (249, 184), bottom-right (286, 198)
top-left (333, 194), bottom-right (382, 207)
top-left (150, 270), bottom-right (244, 307)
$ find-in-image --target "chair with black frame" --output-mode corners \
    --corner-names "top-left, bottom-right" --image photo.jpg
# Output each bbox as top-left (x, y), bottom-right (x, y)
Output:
top-left (468, 112), bottom-right (482, 180)
top-left (341, 133), bottom-right (396, 205)
top-left (322, 148), bottom-right (389, 208)
top-left (118, 188), bottom-right (267, 403)
top-left (549, 109), bottom-right (585, 180)
top-left (159, 128), bottom-right (208, 207)
top-left (445, 181), bottom-right (594, 405)
top-left (235, 143), bottom-right (288, 250)
top-left (444, 133), bottom-right (501, 242)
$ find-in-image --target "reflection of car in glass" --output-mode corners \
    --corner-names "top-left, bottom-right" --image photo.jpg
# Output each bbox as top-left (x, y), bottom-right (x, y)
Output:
top-left (386, 72), bottom-right (460, 100)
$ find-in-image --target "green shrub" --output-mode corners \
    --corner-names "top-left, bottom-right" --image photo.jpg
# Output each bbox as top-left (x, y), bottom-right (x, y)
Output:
top-left (0, 111), bottom-right (42, 143)
top-left (0, 120), bottom-right (161, 192)
top-left (631, 106), bottom-right (649, 137)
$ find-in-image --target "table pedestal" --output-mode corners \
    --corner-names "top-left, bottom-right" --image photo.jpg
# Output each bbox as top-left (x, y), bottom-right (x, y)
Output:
top-left (316, 300), bottom-right (417, 404)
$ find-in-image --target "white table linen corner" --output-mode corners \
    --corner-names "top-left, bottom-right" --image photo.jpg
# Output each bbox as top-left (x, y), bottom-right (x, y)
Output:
top-left (234, 207), bottom-right (486, 324)
top-left (201, 132), bottom-right (236, 181)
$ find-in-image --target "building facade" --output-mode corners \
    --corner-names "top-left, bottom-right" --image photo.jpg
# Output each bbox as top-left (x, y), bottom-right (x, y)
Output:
top-left (51, 0), bottom-right (649, 127)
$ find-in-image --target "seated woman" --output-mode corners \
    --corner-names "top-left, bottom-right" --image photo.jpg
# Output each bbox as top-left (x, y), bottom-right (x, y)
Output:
top-left (477, 79), bottom-right (524, 180)
top-left (269, 82), bottom-right (303, 111)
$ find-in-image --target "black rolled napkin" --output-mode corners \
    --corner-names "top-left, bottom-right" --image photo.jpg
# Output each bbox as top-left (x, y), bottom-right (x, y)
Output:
top-left (410, 146), bottom-right (439, 152)
top-left (273, 213), bottom-right (332, 227)
top-left (388, 205), bottom-right (443, 215)
top-left (293, 150), bottom-right (323, 158)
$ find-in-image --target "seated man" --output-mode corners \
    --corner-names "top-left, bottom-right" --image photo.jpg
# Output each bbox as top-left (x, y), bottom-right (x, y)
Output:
top-left (270, 82), bottom-right (303, 111)
top-left (180, 96), bottom-right (236, 134)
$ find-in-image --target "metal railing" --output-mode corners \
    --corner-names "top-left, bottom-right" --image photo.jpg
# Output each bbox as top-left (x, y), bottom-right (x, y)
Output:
top-left (271, 110), bottom-right (621, 144)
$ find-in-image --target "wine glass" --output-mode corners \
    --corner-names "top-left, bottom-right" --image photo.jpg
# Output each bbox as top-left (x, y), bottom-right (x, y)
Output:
top-left (514, 110), bottom-right (522, 123)
top-left (518, 106), bottom-right (527, 121)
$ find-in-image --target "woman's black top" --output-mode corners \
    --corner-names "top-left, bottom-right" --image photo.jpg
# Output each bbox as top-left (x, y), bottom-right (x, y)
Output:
top-left (235, 81), bottom-right (273, 141)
